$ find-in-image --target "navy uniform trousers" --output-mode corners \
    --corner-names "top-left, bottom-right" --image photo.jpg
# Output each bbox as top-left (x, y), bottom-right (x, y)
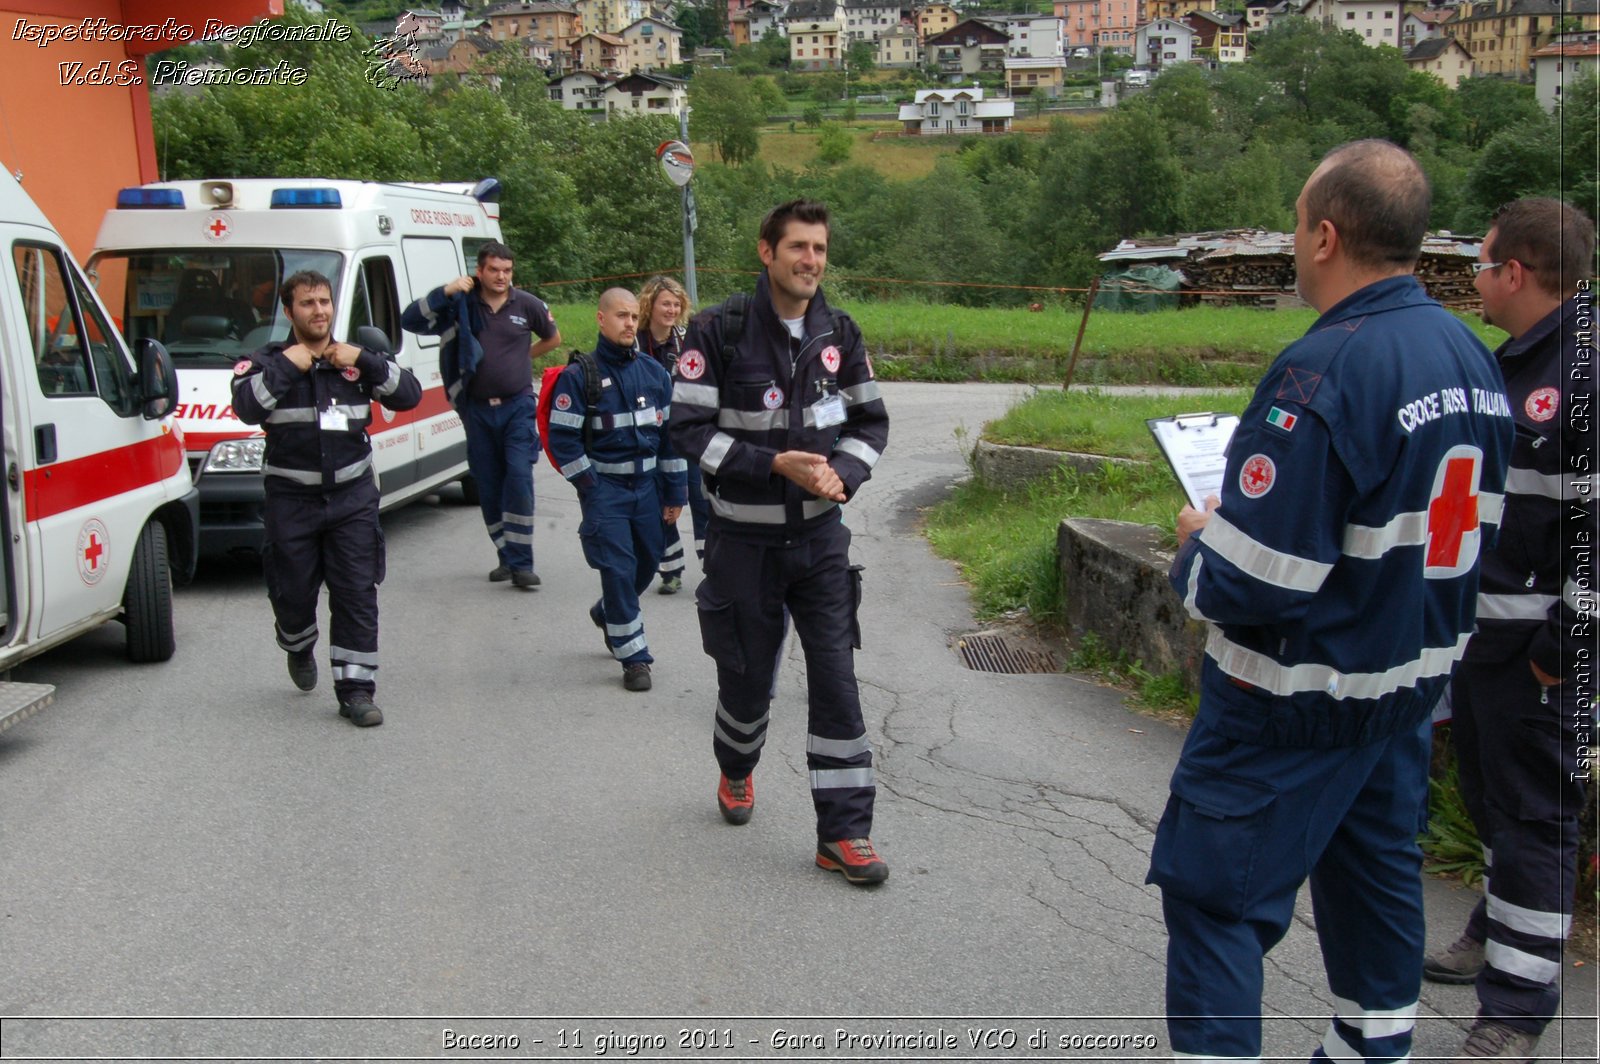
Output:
top-left (696, 518), bottom-right (873, 842)
top-left (1149, 713), bottom-right (1432, 1062)
top-left (263, 477), bottom-right (384, 701)
top-left (1451, 658), bottom-right (1587, 1034)
top-left (659, 463), bottom-right (709, 581)
top-left (463, 393), bottom-right (538, 573)
top-left (581, 474), bottom-right (665, 665)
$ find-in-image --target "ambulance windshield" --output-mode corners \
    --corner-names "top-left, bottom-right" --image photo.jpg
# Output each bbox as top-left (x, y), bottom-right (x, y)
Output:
top-left (87, 250), bottom-right (343, 368)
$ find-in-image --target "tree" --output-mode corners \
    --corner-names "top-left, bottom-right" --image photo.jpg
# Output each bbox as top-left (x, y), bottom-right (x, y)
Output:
top-left (847, 40), bottom-right (876, 74)
top-left (1557, 74), bottom-right (1599, 223)
top-left (689, 69), bottom-right (761, 164)
top-left (812, 71), bottom-right (847, 104)
top-left (816, 122), bottom-right (852, 165)
top-left (1456, 77), bottom-right (1546, 149)
top-left (1458, 118), bottom-right (1561, 230)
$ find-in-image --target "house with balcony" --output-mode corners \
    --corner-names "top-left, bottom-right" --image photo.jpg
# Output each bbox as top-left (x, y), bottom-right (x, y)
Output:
top-left (1074, 0), bottom-right (1139, 53)
top-left (1401, 8), bottom-right (1450, 50)
top-left (572, 31), bottom-right (628, 71)
top-left (844, 0), bottom-right (901, 43)
top-left (484, 1), bottom-right (584, 52)
top-left (622, 17), bottom-right (682, 70)
top-left (1144, 0), bottom-right (1221, 22)
top-left (878, 24), bottom-right (923, 66)
top-left (1005, 55), bottom-right (1069, 94)
top-left (787, 0), bottom-right (845, 69)
top-left (1135, 18), bottom-right (1195, 69)
top-left (925, 19), bottom-right (1011, 76)
top-left (575, 0), bottom-right (649, 35)
top-left (898, 86), bottom-right (1014, 133)
top-left (730, 0), bottom-right (785, 45)
top-left (1448, 0), bottom-right (1599, 80)
top-left (1531, 31), bottom-right (1600, 110)
top-left (604, 71), bottom-right (689, 114)
top-left (549, 69), bottom-right (618, 111)
top-left (1405, 35), bottom-right (1474, 88)
top-left (1243, 0), bottom-right (1293, 34)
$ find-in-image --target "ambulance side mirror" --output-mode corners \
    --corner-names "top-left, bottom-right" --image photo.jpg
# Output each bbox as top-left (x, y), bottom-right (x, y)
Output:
top-left (355, 325), bottom-right (395, 355)
top-left (136, 338), bottom-right (179, 420)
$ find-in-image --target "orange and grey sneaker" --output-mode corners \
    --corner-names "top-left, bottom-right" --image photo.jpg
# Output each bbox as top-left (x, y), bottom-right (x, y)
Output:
top-left (717, 773), bottom-right (754, 825)
top-left (816, 837), bottom-right (889, 885)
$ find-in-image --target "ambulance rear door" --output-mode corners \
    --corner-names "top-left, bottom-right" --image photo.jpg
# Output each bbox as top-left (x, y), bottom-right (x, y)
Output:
top-left (396, 235), bottom-right (468, 489)
top-left (10, 238), bottom-right (180, 639)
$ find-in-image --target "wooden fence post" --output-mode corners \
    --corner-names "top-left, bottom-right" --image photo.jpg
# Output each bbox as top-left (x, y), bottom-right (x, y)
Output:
top-left (1063, 277), bottom-right (1100, 390)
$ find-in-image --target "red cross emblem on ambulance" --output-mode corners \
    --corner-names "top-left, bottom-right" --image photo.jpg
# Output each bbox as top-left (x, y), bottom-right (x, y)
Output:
top-left (1526, 387), bottom-right (1558, 423)
top-left (820, 346), bottom-right (841, 373)
top-left (678, 350), bottom-right (705, 380)
top-left (77, 519), bottom-right (110, 586)
top-left (203, 213), bottom-right (233, 242)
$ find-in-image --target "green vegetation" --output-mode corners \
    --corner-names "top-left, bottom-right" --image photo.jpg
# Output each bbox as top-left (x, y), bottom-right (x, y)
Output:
top-left (982, 389), bottom-right (1251, 457)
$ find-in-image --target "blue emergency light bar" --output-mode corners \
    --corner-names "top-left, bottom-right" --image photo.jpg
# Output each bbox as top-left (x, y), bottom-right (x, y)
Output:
top-left (270, 188), bottom-right (342, 209)
top-left (116, 188), bottom-right (185, 209)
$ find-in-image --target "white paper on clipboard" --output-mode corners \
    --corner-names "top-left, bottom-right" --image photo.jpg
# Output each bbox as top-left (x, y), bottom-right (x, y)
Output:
top-left (1146, 412), bottom-right (1240, 510)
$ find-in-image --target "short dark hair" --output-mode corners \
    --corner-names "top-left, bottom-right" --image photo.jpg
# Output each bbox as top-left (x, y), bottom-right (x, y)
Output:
top-left (280, 270), bottom-right (333, 309)
top-left (1304, 140), bottom-right (1431, 269)
top-left (477, 241), bottom-right (514, 267)
top-left (1489, 197), bottom-right (1596, 299)
top-left (758, 199), bottom-right (830, 250)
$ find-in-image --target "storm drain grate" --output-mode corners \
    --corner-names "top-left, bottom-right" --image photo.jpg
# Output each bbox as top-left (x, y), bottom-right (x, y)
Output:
top-left (955, 632), bottom-right (1059, 674)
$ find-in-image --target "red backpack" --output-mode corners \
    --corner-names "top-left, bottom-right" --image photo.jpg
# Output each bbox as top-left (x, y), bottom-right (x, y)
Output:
top-left (536, 350), bottom-right (601, 468)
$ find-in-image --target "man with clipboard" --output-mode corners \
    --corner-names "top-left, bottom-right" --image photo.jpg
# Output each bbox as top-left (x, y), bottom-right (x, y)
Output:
top-left (1145, 141), bottom-right (1514, 1062)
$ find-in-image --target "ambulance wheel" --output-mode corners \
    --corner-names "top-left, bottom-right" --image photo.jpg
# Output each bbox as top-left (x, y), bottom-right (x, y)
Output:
top-left (458, 474), bottom-right (480, 506)
top-left (124, 521), bottom-right (175, 663)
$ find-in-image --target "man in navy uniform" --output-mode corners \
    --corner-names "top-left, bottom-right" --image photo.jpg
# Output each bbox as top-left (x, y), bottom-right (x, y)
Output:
top-left (232, 271), bottom-right (421, 726)
top-left (1147, 141), bottom-right (1513, 1060)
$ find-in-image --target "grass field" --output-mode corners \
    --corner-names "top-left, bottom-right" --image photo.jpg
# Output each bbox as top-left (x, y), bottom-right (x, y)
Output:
top-left (982, 388), bottom-right (1252, 457)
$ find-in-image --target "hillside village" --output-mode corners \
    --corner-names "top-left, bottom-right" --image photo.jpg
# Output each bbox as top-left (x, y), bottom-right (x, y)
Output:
top-left (350, 0), bottom-right (1598, 120)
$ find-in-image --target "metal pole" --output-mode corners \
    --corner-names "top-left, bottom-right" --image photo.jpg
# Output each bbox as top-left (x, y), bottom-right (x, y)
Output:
top-left (679, 110), bottom-right (699, 306)
top-left (1063, 277), bottom-right (1100, 391)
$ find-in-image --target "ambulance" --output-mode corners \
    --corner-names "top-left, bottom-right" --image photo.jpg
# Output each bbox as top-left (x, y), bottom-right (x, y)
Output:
top-left (88, 177), bottom-right (504, 555)
top-left (0, 170), bottom-right (196, 733)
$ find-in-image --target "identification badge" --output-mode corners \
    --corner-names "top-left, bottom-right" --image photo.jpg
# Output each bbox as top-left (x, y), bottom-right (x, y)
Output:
top-left (319, 408), bottom-right (349, 432)
top-left (810, 393), bottom-right (847, 429)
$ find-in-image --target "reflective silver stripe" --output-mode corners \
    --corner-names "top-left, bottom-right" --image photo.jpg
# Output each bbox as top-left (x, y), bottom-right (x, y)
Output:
top-left (808, 732), bottom-right (871, 758)
top-left (561, 455), bottom-right (592, 478)
top-left (412, 299), bottom-right (437, 326)
top-left (280, 623), bottom-right (317, 644)
top-left (447, 379), bottom-right (463, 403)
top-left (606, 616), bottom-right (643, 638)
top-left (709, 496), bottom-right (785, 524)
top-left (331, 664), bottom-right (377, 681)
top-left (810, 767), bottom-right (874, 789)
top-left (329, 403), bottom-right (370, 422)
top-left (661, 457), bottom-right (688, 474)
top-left (1506, 466), bottom-right (1592, 501)
top-left (802, 498), bottom-right (839, 519)
top-left (611, 634), bottom-right (647, 660)
top-left (262, 463), bottom-right (320, 485)
top-left (834, 436), bottom-right (881, 469)
top-left (1318, 1024), bottom-right (1361, 1063)
top-left (592, 456), bottom-right (657, 474)
top-left (1329, 996), bottom-right (1417, 1039)
top-left (1487, 892), bottom-right (1572, 938)
top-left (1344, 494), bottom-right (1506, 558)
top-left (841, 381), bottom-right (882, 406)
top-left (1202, 513), bottom-right (1333, 594)
top-left (486, 520), bottom-right (504, 535)
top-left (549, 410), bottom-right (585, 429)
top-left (372, 362), bottom-right (402, 398)
top-left (1204, 628), bottom-right (1473, 701)
top-left (441, 324), bottom-right (457, 344)
top-left (265, 407), bottom-right (317, 424)
top-left (715, 719), bottom-right (765, 753)
top-left (277, 624), bottom-right (317, 652)
top-left (1476, 592), bottom-right (1559, 621)
top-left (490, 530), bottom-right (506, 547)
top-left (502, 530), bottom-right (533, 545)
top-left (334, 456), bottom-right (372, 483)
top-left (1566, 578), bottom-right (1597, 618)
top-left (504, 510), bottom-right (534, 525)
top-left (1485, 939), bottom-right (1560, 984)
top-left (661, 541), bottom-right (684, 560)
top-left (591, 408), bottom-right (665, 430)
top-left (700, 431), bottom-right (735, 473)
top-left (330, 647), bottom-right (379, 667)
top-left (717, 700), bottom-right (769, 734)
top-left (673, 381), bottom-right (720, 408)
top-left (250, 374), bottom-right (278, 411)
top-left (719, 408), bottom-right (789, 431)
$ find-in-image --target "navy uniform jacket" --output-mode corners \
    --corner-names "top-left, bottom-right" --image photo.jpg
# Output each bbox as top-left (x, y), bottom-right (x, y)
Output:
top-left (231, 339), bottom-right (421, 493)
top-left (1172, 275), bottom-right (1514, 747)
top-left (669, 272), bottom-right (889, 537)
top-left (545, 334), bottom-right (687, 506)
top-left (1466, 294), bottom-right (1597, 681)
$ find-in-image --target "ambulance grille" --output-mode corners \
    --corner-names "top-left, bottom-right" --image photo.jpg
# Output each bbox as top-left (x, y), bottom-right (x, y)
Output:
top-left (955, 632), bottom-right (1058, 674)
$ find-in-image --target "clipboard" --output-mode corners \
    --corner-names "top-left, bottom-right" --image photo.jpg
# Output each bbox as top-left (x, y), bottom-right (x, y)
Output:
top-left (1146, 411), bottom-right (1239, 510)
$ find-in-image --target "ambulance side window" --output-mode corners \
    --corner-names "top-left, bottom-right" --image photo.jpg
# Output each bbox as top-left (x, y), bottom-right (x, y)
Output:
top-left (349, 256), bottom-right (400, 351)
top-left (13, 241), bottom-right (94, 398)
top-left (71, 261), bottom-right (138, 416)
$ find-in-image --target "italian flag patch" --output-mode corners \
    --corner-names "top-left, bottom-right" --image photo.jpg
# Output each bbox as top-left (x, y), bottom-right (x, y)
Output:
top-left (1266, 406), bottom-right (1297, 432)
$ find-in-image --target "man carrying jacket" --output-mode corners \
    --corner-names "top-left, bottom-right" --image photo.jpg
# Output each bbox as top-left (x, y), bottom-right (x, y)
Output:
top-left (546, 288), bottom-right (685, 692)
top-left (1148, 141), bottom-right (1513, 1060)
top-left (1422, 197), bottom-right (1597, 1063)
top-left (669, 199), bottom-right (892, 886)
top-left (232, 270), bottom-right (421, 726)
top-left (401, 242), bottom-right (562, 588)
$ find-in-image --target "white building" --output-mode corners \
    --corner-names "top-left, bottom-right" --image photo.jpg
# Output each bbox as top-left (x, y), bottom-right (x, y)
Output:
top-left (621, 17), bottom-right (682, 70)
top-left (604, 71), bottom-right (689, 115)
top-left (993, 14), bottom-right (1067, 59)
top-left (1531, 33), bottom-right (1600, 112)
top-left (548, 69), bottom-right (615, 111)
top-left (1134, 17), bottom-right (1194, 69)
top-left (842, 0), bottom-right (901, 43)
top-left (1299, 0), bottom-right (1402, 49)
top-left (878, 24), bottom-right (921, 67)
top-left (897, 86), bottom-right (1014, 134)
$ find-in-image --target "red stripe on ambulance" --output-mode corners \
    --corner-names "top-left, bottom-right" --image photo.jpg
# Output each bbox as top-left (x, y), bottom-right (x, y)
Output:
top-left (25, 434), bottom-right (184, 522)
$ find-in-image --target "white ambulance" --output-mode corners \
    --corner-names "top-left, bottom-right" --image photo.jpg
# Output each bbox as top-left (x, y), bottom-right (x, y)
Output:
top-left (88, 177), bottom-right (504, 554)
top-left (0, 171), bottom-right (196, 733)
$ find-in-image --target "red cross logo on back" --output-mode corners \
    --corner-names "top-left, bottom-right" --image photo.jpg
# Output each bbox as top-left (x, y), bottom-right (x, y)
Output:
top-left (1424, 447), bottom-right (1484, 577)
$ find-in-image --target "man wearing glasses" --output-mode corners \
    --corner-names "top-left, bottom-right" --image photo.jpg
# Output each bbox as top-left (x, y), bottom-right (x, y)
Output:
top-left (1423, 198), bottom-right (1596, 1063)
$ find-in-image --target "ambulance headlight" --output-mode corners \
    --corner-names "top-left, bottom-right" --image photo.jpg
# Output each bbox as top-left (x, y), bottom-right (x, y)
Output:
top-left (203, 438), bottom-right (266, 472)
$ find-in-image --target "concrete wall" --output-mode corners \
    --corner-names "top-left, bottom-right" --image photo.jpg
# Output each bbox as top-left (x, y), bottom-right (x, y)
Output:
top-left (971, 439), bottom-right (1143, 490)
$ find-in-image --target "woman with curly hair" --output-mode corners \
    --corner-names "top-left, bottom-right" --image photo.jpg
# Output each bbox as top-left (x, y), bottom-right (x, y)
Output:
top-left (638, 275), bottom-right (707, 594)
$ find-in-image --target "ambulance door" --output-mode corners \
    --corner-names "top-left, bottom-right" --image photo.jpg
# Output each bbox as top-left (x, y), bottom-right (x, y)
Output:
top-left (11, 239), bottom-right (153, 637)
top-left (345, 254), bottom-right (415, 495)
top-left (0, 233), bottom-right (27, 648)
top-left (398, 236), bottom-right (466, 483)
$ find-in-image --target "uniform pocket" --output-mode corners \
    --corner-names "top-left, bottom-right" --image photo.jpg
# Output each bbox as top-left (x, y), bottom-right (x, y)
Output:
top-left (1147, 760), bottom-right (1279, 921)
top-left (698, 599), bottom-right (746, 674)
top-left (374, 526), bottom-right (387, 587)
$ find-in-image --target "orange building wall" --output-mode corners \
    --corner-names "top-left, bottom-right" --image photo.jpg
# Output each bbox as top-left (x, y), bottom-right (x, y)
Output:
top-left (0, 0), bottom-right (279, 256)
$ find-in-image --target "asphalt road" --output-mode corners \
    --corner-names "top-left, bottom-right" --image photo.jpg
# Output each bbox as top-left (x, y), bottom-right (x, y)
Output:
top-left (0, 382), bottom-right (1594, 1062)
